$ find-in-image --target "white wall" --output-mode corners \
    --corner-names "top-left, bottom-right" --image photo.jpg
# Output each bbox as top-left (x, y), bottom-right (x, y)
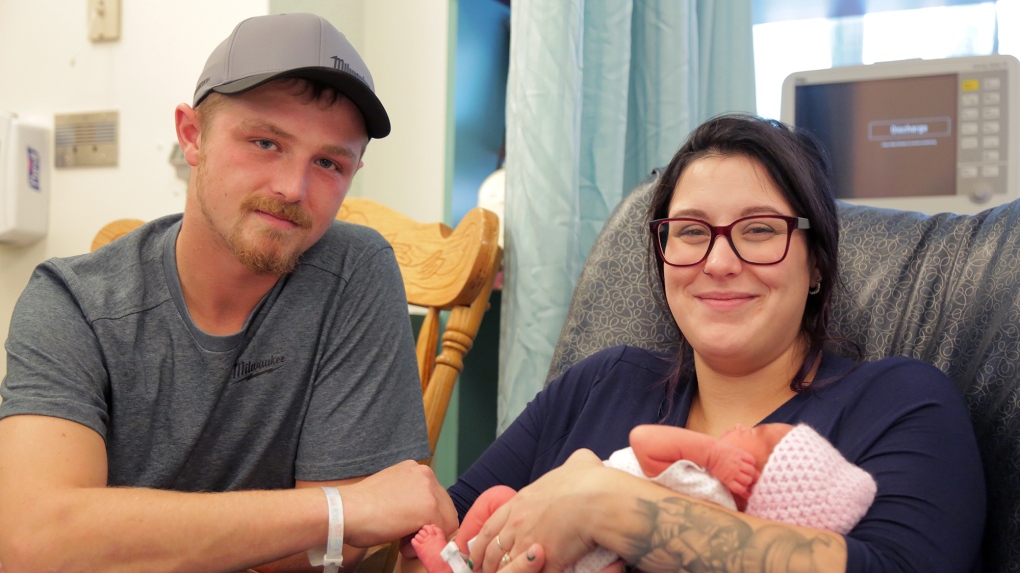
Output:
top-left (268, 0), bottom-right (454, 217)
top-left (0, 0), bottom-right (452, 379)
top-left (355, 2), bottom-right (453, 220)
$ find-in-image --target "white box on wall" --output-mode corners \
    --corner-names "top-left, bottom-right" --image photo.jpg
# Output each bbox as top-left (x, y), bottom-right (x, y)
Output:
top-left (0, 112), bottom-right (50, 246)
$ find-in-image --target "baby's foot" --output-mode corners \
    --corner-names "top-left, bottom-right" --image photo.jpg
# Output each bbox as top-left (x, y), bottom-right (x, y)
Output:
top-left (413, 524), bottom-right (453, 573)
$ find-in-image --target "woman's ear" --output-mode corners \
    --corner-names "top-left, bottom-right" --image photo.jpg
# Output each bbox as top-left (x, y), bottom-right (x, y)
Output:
top-left (174, 104), bottom-right (202, 167)
top-left (808, 267), bottom-right (823, 295)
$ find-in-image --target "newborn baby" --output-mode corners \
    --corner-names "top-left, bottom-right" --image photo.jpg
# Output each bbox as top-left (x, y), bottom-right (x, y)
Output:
top-left (413, 423), bottom-right (876, 573)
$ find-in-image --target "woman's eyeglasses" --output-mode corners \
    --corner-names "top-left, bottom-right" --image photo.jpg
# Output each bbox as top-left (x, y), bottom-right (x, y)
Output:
top-left (650, 215), bottom-right (811, 267)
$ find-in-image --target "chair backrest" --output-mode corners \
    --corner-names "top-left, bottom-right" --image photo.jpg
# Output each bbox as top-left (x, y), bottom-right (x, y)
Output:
top-left (335, 198), bottom-right (502, 456)
top-left (91, 218), bottom-right (146, 252)
top-left (549, 171), bottom-right (1020, 572)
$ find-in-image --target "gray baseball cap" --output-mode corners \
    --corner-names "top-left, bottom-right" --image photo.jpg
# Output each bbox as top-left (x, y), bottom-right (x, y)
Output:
top-left (193, 13), bottom-right (390, 138)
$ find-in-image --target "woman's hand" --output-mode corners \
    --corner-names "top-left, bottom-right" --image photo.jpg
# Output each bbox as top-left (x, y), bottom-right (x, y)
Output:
top-left (465, 448), bottom-right (848, 573)
top-left (467, 449), bottom-right (619, 573)
top-left (495, 543), bottom-right (546, 573)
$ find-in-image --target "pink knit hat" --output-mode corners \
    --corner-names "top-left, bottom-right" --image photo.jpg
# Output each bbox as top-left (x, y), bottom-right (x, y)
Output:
top-left (744, 424), bottom-right (877, 535)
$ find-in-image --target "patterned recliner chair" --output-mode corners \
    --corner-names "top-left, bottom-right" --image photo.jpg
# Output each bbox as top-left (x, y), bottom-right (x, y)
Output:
top-left (548, 171), bottom-right (1020, 572)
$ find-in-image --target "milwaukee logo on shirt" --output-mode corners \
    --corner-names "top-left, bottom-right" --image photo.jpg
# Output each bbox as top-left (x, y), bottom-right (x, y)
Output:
top-left (233, 355), bottom-right (286, 381)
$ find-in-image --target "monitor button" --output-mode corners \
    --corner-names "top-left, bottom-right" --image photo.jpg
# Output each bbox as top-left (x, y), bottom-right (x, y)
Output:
top-left (982, 165), bottom-right (1001, 178)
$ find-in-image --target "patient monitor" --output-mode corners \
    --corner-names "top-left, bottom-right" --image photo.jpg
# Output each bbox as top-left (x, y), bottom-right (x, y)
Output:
top-left (781, 55), bottom-right (1020, 214)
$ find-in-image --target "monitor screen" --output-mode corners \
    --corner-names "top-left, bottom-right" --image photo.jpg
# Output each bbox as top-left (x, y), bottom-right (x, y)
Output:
top-left (781, 55), bottom-right (1019, 214)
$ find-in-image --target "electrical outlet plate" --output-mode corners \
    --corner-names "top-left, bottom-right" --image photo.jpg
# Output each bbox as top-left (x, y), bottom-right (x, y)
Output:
top-left (88, 0), bottom-right (120, 42)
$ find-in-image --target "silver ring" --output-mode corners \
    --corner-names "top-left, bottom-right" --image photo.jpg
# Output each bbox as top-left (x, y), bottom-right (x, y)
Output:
top-left (500, 553), bottom-right (512, 567)
top-left (496, 535), bottom-right (509, 553)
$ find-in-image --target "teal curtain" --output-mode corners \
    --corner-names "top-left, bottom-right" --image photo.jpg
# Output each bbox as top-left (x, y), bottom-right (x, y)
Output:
top-left (498, 0), bottom-right (756, 432)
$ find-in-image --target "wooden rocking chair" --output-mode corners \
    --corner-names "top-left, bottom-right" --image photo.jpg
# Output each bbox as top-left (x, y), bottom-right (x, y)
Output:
top-left (336, 198), bottom-right (501, 573)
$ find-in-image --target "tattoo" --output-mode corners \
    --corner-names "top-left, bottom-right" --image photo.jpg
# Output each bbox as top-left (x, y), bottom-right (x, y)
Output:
top-left (618, 497), bottom-right (840, 573)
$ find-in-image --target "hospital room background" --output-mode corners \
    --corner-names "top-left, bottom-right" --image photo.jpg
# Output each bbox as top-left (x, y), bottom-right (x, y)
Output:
top-left (0, 0), bottom-right (1017, 486)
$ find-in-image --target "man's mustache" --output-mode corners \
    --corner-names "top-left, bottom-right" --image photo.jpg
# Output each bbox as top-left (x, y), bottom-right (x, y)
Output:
top-left (241, 195), bottom-right (313, 229)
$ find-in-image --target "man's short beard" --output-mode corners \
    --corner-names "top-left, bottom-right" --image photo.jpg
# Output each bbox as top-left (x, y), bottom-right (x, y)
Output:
top-left (226, 224), bottom-right (303, 276)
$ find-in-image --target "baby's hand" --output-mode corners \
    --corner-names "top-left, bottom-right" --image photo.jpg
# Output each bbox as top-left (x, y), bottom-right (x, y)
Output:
top-left (706, 444), bottom-right (759, 498)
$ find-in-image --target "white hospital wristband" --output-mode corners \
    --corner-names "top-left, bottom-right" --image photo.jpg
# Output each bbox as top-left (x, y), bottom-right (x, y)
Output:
top-left (307, 486), bottom-right (344, 573)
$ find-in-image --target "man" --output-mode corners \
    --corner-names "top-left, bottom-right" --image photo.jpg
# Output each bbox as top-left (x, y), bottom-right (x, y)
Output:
top-left (0, 13), bottom-right (456, 573)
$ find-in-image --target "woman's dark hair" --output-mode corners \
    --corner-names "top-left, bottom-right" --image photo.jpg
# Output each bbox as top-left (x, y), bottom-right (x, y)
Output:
top-left (648, 113), bottom-right (840, 395)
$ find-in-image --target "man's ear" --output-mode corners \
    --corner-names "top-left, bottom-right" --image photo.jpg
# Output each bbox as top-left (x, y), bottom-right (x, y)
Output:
top-left (175, 104), bottom-right (202, 167)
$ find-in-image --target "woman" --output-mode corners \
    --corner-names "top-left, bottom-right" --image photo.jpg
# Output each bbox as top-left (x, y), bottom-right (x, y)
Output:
top-left (444, 114), bottom-right (985, 573)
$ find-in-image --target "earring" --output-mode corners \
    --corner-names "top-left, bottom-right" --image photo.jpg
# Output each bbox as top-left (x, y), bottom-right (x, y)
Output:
top-left (809, 279), bottom-right (822, 295)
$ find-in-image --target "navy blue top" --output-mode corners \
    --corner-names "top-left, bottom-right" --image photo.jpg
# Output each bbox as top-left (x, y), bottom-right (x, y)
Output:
top-left (448, 346), bottom-right (986, 573)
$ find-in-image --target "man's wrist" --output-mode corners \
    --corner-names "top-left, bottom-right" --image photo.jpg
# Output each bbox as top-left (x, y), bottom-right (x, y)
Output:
top-left (307, 487), bottom-right (344, 573)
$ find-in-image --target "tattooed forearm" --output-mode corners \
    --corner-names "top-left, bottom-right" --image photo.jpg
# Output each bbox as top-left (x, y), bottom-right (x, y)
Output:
top-left (616, 496), bottom-right (842, 573)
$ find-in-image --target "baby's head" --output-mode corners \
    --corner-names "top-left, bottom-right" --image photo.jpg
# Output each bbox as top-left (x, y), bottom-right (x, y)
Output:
top-left (740, 423), bottom-right (877, 534)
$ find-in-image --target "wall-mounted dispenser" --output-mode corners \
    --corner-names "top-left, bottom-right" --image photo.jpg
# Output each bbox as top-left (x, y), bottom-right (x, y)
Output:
top-left (0, 112), bottom-right (51, 246)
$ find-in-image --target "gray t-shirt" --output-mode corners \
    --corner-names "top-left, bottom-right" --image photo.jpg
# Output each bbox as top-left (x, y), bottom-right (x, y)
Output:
top-left (0, 214), bottom-right (430, 491)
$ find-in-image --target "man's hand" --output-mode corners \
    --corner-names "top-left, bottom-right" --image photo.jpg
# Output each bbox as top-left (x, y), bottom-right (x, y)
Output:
top-left (341, 460), bottom-right (458, 548)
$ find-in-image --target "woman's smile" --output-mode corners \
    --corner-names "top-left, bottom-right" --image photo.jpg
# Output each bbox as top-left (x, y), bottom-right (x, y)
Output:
top-left (694, 291), bottom-right (758, 311)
